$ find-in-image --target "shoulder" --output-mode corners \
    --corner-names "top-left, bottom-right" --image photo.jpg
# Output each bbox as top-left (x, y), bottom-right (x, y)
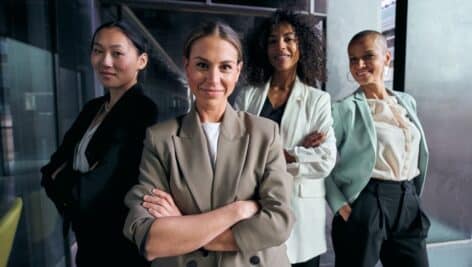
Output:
top-left (83, 96), bottom-right (105, 110)
top-left (124, 90), bottom-right (158, 124)
top-left (146, 116), bottom-right (181, 140)
top-left (332, 93), bottom-right (356, 110)
top-left (303, 84), bottom-right (331, 103)
top-left (237, 111), bottom-right (278, 138)
top-left (394, 91), bottom-right (416, 107)
top-left (238, 84), bottom-right (264, 98)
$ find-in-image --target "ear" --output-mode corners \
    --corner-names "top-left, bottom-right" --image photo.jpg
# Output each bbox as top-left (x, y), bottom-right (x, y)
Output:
top-left (137, 52), bottom-right (148, 70)
top-left (384, 49), bottom-right (392, 66)
top-left (235, 61), bottom-right (243, 78)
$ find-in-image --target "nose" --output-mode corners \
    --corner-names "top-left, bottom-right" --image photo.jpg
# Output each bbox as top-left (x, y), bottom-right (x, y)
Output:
top-left (101, 52), bottom-right (113, 67)
top-left (352, 58), bottom-right (366, 69)
top-left (206, 67), bottom-right (221, 85)
top-left (277, 38), bottom-right (286, 50)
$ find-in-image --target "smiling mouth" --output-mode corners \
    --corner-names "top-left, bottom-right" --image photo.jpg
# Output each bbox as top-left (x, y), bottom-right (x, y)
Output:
top-left (356, 70), bottom-right (371, 77)
top-left (100, 72), bottom-right (116, 77)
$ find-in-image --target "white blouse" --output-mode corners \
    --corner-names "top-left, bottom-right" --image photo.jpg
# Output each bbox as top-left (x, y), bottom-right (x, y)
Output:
top-left (367, 96), bottom-right (421, 181)
top-left (73, 124), bottom-right (100, 173)
top-left (73, 104), bottom-right (108, 173)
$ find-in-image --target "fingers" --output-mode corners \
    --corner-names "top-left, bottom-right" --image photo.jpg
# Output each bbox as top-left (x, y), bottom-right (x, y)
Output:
top-left (339, 204), bottom-right (352, 222)
top-left (143, 200), bottom-right (170, 218)
top-left (142, 188), bottom-right (182, 217)
top-left (302, 132), bottom-right (326, 148)
top-left (152, 188), bottom-right (177, 207)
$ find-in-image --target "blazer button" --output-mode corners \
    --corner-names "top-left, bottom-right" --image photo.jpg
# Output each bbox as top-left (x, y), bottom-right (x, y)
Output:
top-left (186, 260), bottom-right (197, 267)
top-left (249, 255), bottom-right (260, 265)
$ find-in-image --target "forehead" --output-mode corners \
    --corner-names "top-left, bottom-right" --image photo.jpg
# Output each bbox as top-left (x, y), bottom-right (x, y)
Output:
top-left (270, 22), bottom-right (295, 35)
top-left (189, 35), bottom-right (239, 61)
top-left (94, 27), bottom-right (132, 47)
top-left (348, 35), bottom-right (383, 54)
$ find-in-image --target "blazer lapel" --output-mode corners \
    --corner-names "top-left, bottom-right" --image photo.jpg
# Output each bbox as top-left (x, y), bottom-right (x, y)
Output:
top-left (253, 81), bottom-right (271, 115)
top-left (353, 89), bottom-right (376, 150)
top-left (390, 90), bottom-right (426, 143)
top-left (86, 86), bottom-right (141, 164)
top-left (280, 76), bottom-right (304, 145)
top-left (173, 106), bottom-right (214, 212)
top-left (212, 105), bottom-right (249, 208)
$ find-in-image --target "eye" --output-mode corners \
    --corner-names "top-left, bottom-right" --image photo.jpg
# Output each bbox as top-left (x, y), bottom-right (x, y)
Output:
top-left (220, 64), bottom-right (233, 72)
top-left (284, 36), bottom-right (297, 43)
top-left (196, 62), bottom-right (208, 69)
top-left (112, 51), bottom-right (124, 57)
top-left (92, 48), bottom-right (103, 54)
top-left (363, 54), bottom-right (375, 61)
top-left (267, 38), bottom-right (277, 45)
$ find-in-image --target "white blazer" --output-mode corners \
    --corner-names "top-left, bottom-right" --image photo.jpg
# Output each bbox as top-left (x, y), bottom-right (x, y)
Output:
top-left (234, 77), bottom-right (336, 263)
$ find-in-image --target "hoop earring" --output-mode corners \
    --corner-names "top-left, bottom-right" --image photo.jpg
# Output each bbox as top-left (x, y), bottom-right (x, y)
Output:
top-left (383, 66), bottom-right (390, 81)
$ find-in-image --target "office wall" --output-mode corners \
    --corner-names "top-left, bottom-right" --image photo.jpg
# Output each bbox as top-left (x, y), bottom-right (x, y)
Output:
top-left (326, 0), bottom-right (380, 100)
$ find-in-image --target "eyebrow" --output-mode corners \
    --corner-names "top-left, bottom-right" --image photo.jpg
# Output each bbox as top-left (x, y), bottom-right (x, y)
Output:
top-left (269, 32), bottom-right (296, 38)
top-left (192, 56), bottom-right (237, 64)
top-left (92, 42), bottom-right (124, 49)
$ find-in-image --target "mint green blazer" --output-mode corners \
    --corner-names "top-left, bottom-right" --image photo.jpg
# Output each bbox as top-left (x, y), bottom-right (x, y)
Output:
top-left (325, 89), bottom-right (429, 214)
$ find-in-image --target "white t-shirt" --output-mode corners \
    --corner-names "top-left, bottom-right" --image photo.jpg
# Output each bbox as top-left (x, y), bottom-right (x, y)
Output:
top-left (201, 122), bottom-right (221, 168)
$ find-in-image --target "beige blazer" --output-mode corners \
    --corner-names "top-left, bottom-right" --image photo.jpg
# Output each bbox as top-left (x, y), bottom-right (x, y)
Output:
top-left (123, 104), bottom-right (294, 267)
top-left (235, 76), bottom-right (336, 262)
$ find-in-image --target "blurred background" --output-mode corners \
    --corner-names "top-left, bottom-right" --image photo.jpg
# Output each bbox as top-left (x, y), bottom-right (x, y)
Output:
top-left (0, 0), bottom-right (470, 266)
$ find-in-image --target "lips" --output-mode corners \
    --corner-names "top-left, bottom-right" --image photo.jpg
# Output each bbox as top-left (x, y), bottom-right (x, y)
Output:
top-left (355, 70), bottom-right (371, 78)
top-left (99, 71), bottom-right (116, 78)
top-left (199, 87), bottom-right (224, 96)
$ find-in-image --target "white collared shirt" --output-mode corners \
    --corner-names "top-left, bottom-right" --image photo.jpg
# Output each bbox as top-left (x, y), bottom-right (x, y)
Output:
top-left (367, 96), bottom-right (421, 181)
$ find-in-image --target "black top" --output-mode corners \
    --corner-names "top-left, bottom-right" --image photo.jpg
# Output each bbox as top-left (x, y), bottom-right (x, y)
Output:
top-left (41, 84), bottom-right (157, 267)
top-left (259, 97), bottom-right (287, 125)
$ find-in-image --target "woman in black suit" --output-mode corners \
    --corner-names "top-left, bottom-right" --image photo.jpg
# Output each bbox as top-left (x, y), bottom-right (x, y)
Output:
top-left (41, 21), bottom-right (157, 267)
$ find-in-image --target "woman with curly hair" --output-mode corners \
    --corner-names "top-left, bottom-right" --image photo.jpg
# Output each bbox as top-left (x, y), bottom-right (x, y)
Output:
top-left (235, 10), bottom-right (336, 267)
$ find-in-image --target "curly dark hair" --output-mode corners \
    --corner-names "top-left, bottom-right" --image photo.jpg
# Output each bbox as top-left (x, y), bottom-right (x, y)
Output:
top-left (245, 10), bottom-right (326, 87)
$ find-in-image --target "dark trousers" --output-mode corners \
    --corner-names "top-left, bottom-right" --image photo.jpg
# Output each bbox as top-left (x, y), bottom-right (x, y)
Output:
top-left (292, 256), bottom-right (320, 267)
top-left (332, 179), bottom-right (430, 267)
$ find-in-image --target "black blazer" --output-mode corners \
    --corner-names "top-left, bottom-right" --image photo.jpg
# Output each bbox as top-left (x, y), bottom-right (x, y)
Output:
top-left (41, 84), bottom-right (157, 266)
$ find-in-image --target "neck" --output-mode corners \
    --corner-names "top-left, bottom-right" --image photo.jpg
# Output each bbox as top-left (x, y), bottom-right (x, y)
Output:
top-left (361, 83), bottom-right (389, 99)
top-left (271, 68), bottom-right (297, 92)
top-left (196, 101), bottom-right (227, 123)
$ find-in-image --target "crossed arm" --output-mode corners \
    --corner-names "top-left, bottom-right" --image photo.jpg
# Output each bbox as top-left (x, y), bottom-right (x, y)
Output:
top-left (143, 189), bottom-right (251, 254)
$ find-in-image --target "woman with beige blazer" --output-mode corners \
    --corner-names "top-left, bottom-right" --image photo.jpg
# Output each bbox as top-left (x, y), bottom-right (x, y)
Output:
top-left (123, 21), bottom-right (294, 267)
top-left (236, 10), bottom-right (336, 267)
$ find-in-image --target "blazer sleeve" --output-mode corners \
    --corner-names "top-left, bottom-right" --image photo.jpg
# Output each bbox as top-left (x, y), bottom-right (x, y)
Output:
top-left (231, 123), bottom-right (295, 253)
top-left (40, 100), bottom-right (96, 214)
top-left (285, 93), bottom-right (337, 179)
top-left (123, 128), bottom-right (169, 255)
top-left (325, 103), bottom-right (349, 214)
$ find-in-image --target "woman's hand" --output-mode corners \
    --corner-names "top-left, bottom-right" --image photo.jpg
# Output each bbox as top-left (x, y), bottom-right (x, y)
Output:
top-left (338, 204), bottom-right (352, 222)
top-left (302, 131), bottom-right (326, 148)
top-left (235, 200), bottom-right (260, 220)
top-left (143, 188), bottom-right (182, 218)
top-left (284, 149), bottom-right (296, 164)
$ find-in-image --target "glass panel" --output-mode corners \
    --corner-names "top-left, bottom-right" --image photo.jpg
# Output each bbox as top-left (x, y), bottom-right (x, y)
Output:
top-left (405, 0), bottom-right (472, 243)
top-left (315, 0), bottom-right (327, 13)
top-left (213, 0), bottom-right (310, 10)
top-left (381, 0), bottom-right (396, 88)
